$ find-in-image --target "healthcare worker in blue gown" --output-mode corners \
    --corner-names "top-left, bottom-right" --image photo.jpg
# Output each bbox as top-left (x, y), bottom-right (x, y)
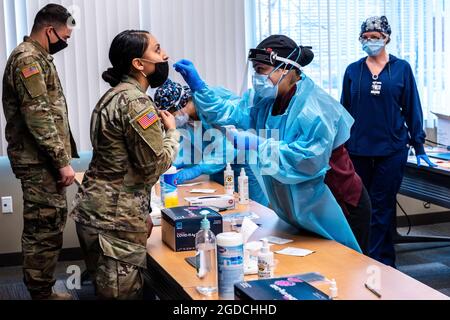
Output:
top-left (341, 16), bottom-right (437, 266)
top-left (174, 35), bottom-right (362, 252)
top-left (154, 79), bottom-right (269, 206)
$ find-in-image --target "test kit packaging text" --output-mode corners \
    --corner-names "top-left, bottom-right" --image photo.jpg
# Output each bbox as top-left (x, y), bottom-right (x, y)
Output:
top-left (234, 275), bottom-right (331, 300)
top-left (162, 206), bottom-right (223, 252)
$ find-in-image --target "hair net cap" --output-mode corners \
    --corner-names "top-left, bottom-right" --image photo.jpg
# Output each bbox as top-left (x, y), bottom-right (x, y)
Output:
top-left (154, 79), bottom-right (193, 111)
top-left (255, 34), bottom-right (314, 69)
top-left (360, 16), bottom-right (392, 37)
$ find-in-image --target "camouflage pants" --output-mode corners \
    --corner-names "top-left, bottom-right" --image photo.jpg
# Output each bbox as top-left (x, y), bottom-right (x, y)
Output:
top-left (14, 165), bottom-right (68, 299)
top-left (75, 223), bottom-right (148, 300)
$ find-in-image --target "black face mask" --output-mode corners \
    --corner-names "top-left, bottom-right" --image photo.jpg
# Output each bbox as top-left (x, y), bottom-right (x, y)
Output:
top-left (47, 29), bottom-right (68, 55)
top-left (142, 61), bottom-right (169, 88)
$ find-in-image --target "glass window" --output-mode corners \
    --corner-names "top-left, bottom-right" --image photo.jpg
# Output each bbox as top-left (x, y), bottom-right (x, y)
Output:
top-left (251, 0), bottom-right (450, 123)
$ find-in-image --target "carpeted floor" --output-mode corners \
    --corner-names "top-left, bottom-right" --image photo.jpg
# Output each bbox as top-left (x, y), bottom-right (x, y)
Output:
top-left (0, 261), bottom-right (96, 300)
top-left (397, 222), bottom-right (450, 297)
top-left (0, 280), bottom-right (95, 300)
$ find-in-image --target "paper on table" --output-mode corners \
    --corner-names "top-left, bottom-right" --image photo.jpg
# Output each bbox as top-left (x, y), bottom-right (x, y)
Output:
top-left (177, 182), bottom-right (204, 187)
top-left (275, 247), bottom-right (315, 257)
top-left (184, 195), bottom-right (228, 202)
top-left (190, 189), bottom-right (217, 194)
top-left (263, 236), bottom-right (294, 245)
top-left (438, 162), bottom-right (450, 169)
top-left (223, 212), bottom-right (260, 222)
top-left (240, 217), bottom-right (260, 244)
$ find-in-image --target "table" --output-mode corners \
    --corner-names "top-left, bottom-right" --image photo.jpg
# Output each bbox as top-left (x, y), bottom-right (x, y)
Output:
top-left (396, 150), bottom-right (450, 244)
top-left (400, 152), bottom-right (450, 209)
top-left (146, 181), bottom-right (448, 300)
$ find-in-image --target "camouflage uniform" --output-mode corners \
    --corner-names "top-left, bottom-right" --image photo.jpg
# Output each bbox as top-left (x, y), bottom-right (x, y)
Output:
top-left (2, 37), bottom-right (79, 299)
top-left (71, 76), bottom-right (180, 300)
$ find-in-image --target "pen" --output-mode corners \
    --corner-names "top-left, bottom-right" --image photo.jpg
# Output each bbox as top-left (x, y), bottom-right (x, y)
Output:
top-left (365, 283), bottom-right (382, 298)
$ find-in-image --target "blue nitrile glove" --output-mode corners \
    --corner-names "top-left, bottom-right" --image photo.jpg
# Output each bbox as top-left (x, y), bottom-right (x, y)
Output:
top-left (175, 166), bottom-right (203, 185)
top-left (173, 59), bottom-right (206, 92)
top-left (417, 154), bottom-right (438, 168)
top-left (174, 162), bottom-right (186, 170)
top-left (225, 128), bottom-right (262, 151)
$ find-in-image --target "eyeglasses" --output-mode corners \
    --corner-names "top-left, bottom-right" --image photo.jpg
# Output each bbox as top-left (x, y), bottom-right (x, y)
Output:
top-left (360, 35), bottom-right (386, 42)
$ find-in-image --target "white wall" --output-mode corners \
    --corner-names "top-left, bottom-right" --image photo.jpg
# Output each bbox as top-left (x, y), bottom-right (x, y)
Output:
top-left (145, 0), bottom-right (248, 93)
top-left (0, 156), bottom-right (89, 254)
top-left (0, 179), bottom-right (81, 254)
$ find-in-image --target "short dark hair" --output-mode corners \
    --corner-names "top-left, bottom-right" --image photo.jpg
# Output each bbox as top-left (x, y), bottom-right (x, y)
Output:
top-left (102, 30), bottom-right (151, 87)
top-left (32, 4), bottom-right (75, 32)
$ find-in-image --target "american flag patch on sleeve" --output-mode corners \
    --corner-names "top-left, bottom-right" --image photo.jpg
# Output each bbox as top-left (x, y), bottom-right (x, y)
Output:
top-left (138, 111), bottom-right (159, 130)
top-left (21, 64), bottom-right (40, 78)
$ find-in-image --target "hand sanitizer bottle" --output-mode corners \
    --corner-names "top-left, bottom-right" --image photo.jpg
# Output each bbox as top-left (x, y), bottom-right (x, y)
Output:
top-left (258, 239), bottom-right (274, 279)
top-left (330, 279), bottom-right (338, 299)
top-left (224, 163), bottom-right (235, 196)
top-left (195, 212), bottom-right (218, 296)
top-left (238, 168), bottom-right (249, 205)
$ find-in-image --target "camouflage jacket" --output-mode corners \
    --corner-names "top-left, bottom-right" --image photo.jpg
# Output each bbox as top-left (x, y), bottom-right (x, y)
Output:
top-left (2, 36), bottom-right (78, 171)
top-left (71, 76), bottom-right (180, 233)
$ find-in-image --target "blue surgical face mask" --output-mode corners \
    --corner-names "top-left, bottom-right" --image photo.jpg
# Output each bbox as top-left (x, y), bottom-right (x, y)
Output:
top-left (362, 39), bottom-right (385, 57)
top-left (175, 112), bottom-right (190, 128)
top-left (252, 73), bottom-right (278, 100)
top-left (250, 47), bottom-right (301, 101)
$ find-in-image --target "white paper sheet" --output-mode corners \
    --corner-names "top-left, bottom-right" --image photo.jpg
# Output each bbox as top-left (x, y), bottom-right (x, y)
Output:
top-left (275, 247), bottom-right (315, 257)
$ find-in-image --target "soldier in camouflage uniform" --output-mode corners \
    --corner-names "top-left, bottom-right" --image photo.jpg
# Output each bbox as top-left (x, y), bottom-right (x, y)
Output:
top-left (1, 4), bottom-right (78, 300)
top-left (71, 30), bottom-right (179, 300)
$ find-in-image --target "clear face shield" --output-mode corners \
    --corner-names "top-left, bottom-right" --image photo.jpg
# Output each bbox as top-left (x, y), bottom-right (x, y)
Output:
top-left (239, 47), bottom-right (307, 99)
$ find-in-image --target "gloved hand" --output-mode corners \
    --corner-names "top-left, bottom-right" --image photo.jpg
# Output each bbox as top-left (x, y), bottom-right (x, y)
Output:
top-left (173, 59), bottom-right (206, 92)
top-left (417, 154), bottom-right (438, 168)
top-left (175, 166), bottom-right (203, 185)
top-left (225, 128), bottom-right (262, 151)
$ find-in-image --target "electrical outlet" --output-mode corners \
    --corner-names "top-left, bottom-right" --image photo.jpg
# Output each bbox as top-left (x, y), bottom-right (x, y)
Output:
top-left (2, 196), bottom-right (13, 214)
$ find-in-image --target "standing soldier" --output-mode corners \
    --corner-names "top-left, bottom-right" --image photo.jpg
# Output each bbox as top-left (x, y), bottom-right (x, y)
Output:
top-left (71, 30), bottom-right (179, 300)
top-left (2, 4), bottom-right (78, 300)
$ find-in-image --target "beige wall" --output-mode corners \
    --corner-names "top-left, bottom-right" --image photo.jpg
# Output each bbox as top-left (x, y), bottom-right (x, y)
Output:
top-left (397, 195), bottom-right (448, 216)
top-left (0, 154), bottom-right (91, 255)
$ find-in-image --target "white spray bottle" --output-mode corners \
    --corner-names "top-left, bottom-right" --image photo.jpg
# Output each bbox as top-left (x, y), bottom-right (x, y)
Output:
top-left (238, 168), bottom-right (249, 205)
top-left (258, 239), bottom-right (274, 279)
top-left (224, 163), bottom-right (235, 196)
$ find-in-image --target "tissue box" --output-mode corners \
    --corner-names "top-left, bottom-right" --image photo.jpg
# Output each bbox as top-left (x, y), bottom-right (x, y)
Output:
top-left (435, 113), bottom-right (450, 146)
top-left (161, 206), bottom-right (223, 252)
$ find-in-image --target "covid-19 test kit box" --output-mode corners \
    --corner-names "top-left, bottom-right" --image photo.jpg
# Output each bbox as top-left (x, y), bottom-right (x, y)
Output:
top-left (161, 206), bottom-right (223, 252)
